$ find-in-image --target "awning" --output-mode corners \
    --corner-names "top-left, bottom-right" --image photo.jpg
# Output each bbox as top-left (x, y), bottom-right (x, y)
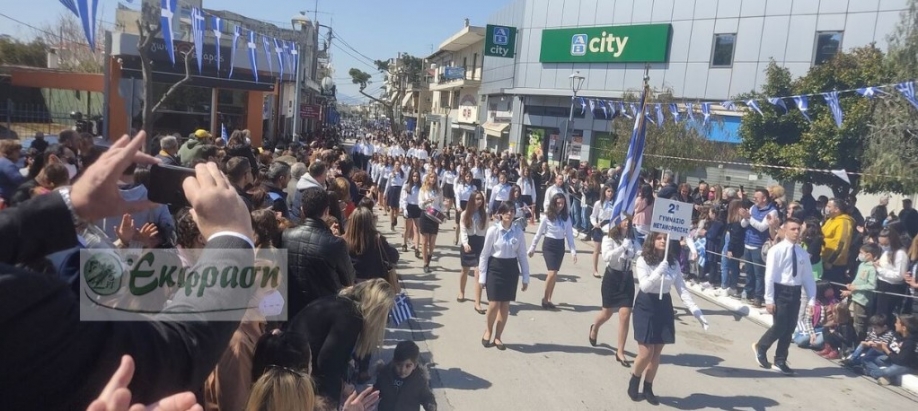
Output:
top-left (482, 121), bottom-right (510, 137)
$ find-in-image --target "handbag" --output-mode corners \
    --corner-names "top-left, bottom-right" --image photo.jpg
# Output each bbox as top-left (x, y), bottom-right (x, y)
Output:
top-left (424, 207), bottom-right (447, 224)
top-left (377, 235), bottom-right (400, 293)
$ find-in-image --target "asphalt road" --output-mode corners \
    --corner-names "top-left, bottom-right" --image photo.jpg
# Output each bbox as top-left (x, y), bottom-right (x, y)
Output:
top-left (372, 210), bottom-right (918, 411)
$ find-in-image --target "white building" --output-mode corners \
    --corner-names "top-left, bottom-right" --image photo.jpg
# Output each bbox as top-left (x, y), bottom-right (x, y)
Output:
top-left (426, 21), bottom-right (485, 147)
top-left (480, 0), bottom-right (911, 203)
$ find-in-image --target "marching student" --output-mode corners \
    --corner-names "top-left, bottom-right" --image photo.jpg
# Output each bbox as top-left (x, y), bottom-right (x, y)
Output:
top-left (528, 193), bottom-right (578, 310)
top-left (589, 185), bottom-right (616, 278)
top-left (480, 202), bottom-right (530, 350)
top-left (508, 184), bottom-right (532, 231)
top-left (629, 232), bottom-right (709, 404)
top-left (453, 169), bottom-right (477, 245)
top-left (484, 165), bottom-right (500, 212)
top-left (460, 191), bottom-right (488, 314)
top-left (517, 168), bottom-right (537, 224)
top-left (377, 158), bottom-right (393, 213)
top-left (418, 172), bottom-right (444, 273)
top-left (752, 217), bottom-right (818, 375)
top-left (384, 160), bottom-right (406, 231)
top-left (400, 169), bottom-right (423, 258)
top-left (488, 171), bottom-right (513, 216)
top-left (543, 173), bottom-right (568, 211)
top-left (470, 158), bottom-right (485, 192)
top-left (440, 158), bottom-right (457, 219)
top-left (589, 216), bottom-right (637, 367)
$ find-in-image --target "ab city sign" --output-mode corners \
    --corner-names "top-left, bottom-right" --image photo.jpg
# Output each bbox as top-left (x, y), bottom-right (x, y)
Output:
top-left (485, 24), bottom-right (517, 58)
top-left (539, 23), bottom-right (672, 63)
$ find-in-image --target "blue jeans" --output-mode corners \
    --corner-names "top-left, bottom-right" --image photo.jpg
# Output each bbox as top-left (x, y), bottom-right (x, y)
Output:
top-left (570, 199), bottom-right (583, 231)
top-left (743, 247), bottom-right (766, 301)
top-left (863, 356), bottom-right (914, 382)
top-left (793, 328), bottom-right (825, 349)
top-left (723, 258), bottom-right (740, 290)
top-left (580, 204), bottom-right (593, 232)
top-left (847, 345), bottom-right (884, 366)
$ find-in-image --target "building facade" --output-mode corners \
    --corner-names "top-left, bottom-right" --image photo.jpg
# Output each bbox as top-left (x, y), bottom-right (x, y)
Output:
top-left (426, 23), bottom-right (485, 147)
top-left (480, 0), bottom-right (909, 192)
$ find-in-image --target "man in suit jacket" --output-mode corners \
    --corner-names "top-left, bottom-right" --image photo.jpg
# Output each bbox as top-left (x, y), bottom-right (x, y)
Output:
top-left (0, 132), bottom-right (257, 410)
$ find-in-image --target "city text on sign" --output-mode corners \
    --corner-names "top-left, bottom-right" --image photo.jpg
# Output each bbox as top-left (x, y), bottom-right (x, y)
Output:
top-left (485, 25), bottom-right (518, 58)
top-left (650, 198), bottom-right (693, 238)
top-left (540, 24), bottom-right (672, 63)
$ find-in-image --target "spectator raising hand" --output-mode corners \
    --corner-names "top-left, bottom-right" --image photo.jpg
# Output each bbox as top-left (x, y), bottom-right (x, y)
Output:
top-left (86, 355), bottom-right (201, 411)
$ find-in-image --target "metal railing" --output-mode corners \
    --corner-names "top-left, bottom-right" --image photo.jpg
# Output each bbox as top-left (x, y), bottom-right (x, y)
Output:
top-left (0, 100), bottom-right (102, 139)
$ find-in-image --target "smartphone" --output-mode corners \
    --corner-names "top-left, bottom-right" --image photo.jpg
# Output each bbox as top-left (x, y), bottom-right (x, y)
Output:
top-left (147, 164), bottom-right (196, 208)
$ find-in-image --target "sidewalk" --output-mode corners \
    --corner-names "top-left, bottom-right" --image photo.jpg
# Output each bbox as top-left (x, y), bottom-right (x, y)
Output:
top-left (680, 279), bottom-right (918, 397)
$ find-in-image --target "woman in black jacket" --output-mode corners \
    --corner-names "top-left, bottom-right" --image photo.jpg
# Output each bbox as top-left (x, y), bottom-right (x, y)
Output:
top-left (724, 199), bottom-right (747, 298)
top-left (344, 207), bottom-right (400, 287)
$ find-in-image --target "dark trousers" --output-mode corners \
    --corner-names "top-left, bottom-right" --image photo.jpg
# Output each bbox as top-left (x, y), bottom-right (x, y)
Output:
top-left (756, 283), bottom-right (802, 363)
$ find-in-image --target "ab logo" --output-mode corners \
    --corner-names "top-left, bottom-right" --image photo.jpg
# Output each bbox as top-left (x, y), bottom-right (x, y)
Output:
top-left (493, 27), bottom-right (510, 46)
top-left (571, 34), bottom-right (587, 56)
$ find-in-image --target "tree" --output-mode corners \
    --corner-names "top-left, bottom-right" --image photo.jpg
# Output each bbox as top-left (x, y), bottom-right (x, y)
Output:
top-left (136, 1), bottom-right (194, 135)
top-left (349, 54), bottom-right (424, 134)
top-left (39, 13), bottom-right (104, 73)
top-left (737, 49), bottom-right (894, 198)
top-left (0, 37), bottom-right (48, 67)
top-left (860, 0), bottom-right (918, 194)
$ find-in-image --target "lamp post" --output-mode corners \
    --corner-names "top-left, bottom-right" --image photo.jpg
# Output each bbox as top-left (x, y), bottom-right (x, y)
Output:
top-left (291, 13), bottom-right (312, 142)
top-left (558, 71), bottom-right (586, 165)
top-left (321, 76), bottom-right (335, 128)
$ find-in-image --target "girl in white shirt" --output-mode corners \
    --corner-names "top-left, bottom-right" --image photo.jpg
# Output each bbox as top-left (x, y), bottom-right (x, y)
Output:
top-left (460, 191), bottom-right (488, 314)
top-left (517, 169), bottom-right (536, 224)
top-left (629, 232), bottom-right (708, 404)
top-left (874, 228), bottom-right (909, 325)
top-left (453, 169), bottom-right (478, 245)
top-left (470, 159), bottom-right (484, 191)
top-left (479, 202), bottom-right (530, 350)
top-left (589, 216), bottom-right (637, 368)
top-left (488, 171), bottom-right (513, 216)
top-left (377, 158), bottom-right (393, 213)
top-left (528, 193), bottom-right (578, 310)
top-left (440, 159), bottom-right (457, 219)
top-left (385, 160), bottom-right (406, 230)
top-left (484, 166), bottom-right (500, 213)
top-left (418, 172), bottom-right (443, 273)
top-left (589, 186), bottom-right (616, 278)
top-left (400, 169), bottom-right (422, 258)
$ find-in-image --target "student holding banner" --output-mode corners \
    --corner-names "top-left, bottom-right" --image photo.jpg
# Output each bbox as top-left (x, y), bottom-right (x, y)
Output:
top-left (589, 186), bottom-right (616, 278)
top-left (628, 232), bottom-right (709, 405)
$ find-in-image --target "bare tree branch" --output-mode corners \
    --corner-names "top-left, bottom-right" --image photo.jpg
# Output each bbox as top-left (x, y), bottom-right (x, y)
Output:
top-left (150, 49), bottom-right (194, 115)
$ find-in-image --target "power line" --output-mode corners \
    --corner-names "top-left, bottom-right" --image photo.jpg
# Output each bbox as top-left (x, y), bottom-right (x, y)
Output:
top-left (331, 42), bottom-right (378, 71)
top-left (332, 30), bottom-right (378, 65)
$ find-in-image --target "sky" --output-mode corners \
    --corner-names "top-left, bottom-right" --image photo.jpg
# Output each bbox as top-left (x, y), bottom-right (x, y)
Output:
top-left (0, 0), bottom-right (503, 104)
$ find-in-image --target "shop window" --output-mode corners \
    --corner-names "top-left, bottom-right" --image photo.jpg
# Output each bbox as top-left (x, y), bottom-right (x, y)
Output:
top-left (710, 33), bottom-right (736, 67)
top-left (813, 31), bottom-right (843, 65)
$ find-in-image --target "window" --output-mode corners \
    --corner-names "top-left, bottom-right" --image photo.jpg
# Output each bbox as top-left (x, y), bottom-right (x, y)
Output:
top-left (710, 33), bottom-right (736, 67)
top-left (813, 31), bottom-right (843, 65)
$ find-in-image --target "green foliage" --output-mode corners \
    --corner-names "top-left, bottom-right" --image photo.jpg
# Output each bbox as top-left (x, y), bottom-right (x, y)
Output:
top-left (0, 38), bottom-right (48, 68)
top-left (737, 48), bottom-right (894, 197)
top-left (349, 68), bottom-right (372, 92)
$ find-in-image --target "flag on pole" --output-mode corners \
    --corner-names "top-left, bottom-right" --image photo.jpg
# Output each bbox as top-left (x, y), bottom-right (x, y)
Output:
top-left (609, 85), bottom-right (650, 225)
top-left (191, 7), bottom-right (205, 74)
top-left (247, 30), bottom-right (259, 82)
top-left (212, 16), bottom-right (223, 76)
top-left (229, 25), bottom-right (241, 78)
top-left (160, 0), bottom-right (178, 65)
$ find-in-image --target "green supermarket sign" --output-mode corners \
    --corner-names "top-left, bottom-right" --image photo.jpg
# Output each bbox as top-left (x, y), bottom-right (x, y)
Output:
top-left (539, 24), bottom-right (672, 63)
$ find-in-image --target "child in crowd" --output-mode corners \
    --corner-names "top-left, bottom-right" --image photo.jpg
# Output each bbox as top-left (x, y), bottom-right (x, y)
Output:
top-left (842, 243), bottom-right (880, 339)
top-left (861, 314), bottom-right (918, 385)
top-left (374, 340), bottom-right (437, 411)
top-left (842, 314), bottom-right (896, 367)
top-left (816, 303), bottom-right (857, 360)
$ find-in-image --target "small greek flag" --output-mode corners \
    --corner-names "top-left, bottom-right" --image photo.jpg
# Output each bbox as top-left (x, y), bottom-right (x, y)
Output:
top-left (745, 99), bottom-right (763, 116)
top-left (822, 91), bottom-right (843, 127)
top-left (722, 100), bottom-right (737, 111)
top-left (389, 292), bottom-right (416, 326)
top-left (694, 237), bottom-right (707, 268)
top-left (793, 95), bottom-right (811, 122)
top-left (685, 102), bottom-right (695, 122)
top-left (669, 103), bottom-right (680, 123)
top-left (768, 97), bottom-right (788, 113)
top-left (896, 81), bottom-right (918, 111)
top-left (577, 97), bottom-right (587, 116)
top-left (857, 86), bottom-right (885, 99)
top-left (654, 103), bottom-right (665, 127)
top-left (701, 102), bottom-right (712, 127)
top-left (229, 25), bottom-right (241, 78)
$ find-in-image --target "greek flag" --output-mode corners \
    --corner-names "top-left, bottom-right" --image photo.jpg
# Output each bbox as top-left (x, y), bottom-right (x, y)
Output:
top-left (701, 102), bottom-right (712, 127)
top-left (229, 25), bottom-right (241, 78)
top-left (694, 237), bottom-right (707, 267)
top-left (389, 292), bottom-right (416, 326)
top-left (59, 0), bottom-right (78, 15)
top-left (857, 86), bottom-right (885, 99)
top-left (212, 16), bottom-right (223, 76)
top-left (59, 0), bottom-right (99, 50)
top-left (599, 99), bottom-right (609, 119)
top-left (609, 86), bottom-right (650, 225)
top-left (768, 97), bottom-right (788, 113)
top-left (669, 103), bottom-right (680, 123)
top-left (282, 41), bottom-right (292, 79)
top-left (745, 99), bottom-right (764, 116)
top-left (291, 43), bottom-right (299, 81)
top-left (896, 81), bottom-right (918, 111)
top-left (272, 38), bottom-right (284, 79)
top-left (685, 102), bottom-right (695, 122)
top-left (793, 95), bottom-right (811, 122)
top-left (191, 7), bottom-right (205, 74)
top-left (655, 103), bottom-right (665, 127)
top-left (722, 101), bottom-right (737, 111)
top-left (160, 0), bottom-right (178, 65)
top-left (822, 91), bottom-right (843, 127)
top-left (247, 30), bottom-right (259, 82)
top-left (588, 98), bottom-right (596, 116)
top-left (262, 35), bottom-right (273, 76)
top-left (577, 97), bottom-right (587, 116)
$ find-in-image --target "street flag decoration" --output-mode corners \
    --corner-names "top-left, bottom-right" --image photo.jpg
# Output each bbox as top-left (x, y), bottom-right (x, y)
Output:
top-left (609, 85), bottom-right (650, 226)
top-left (654, 103), bottom-right (664, 127)
top-left (389, 292), bottom-right (416, 326)
top-left (274, 38), bottom-right (285, 79)
top-left (229, 25), bottom-right (241, 78)
top-left (669, 103), bottom-right (680, 123)
top-left (160, 0), bottom-right (178, 65)
top-left (768, 97), bottom-right (788, 113)
top-left (793, 95), bottom-right (811, 122)
top-left (701, 102), bottom-right (712, 127)
top-left (857, 86), bottom-right (885, 99)
top-left (191, 7), bottom-right (205, 74)
top-left (722, 101), bottom-right (737, 111)
top-left (684, 102), bottom-right (694, 122)
top-left (212, 16), bottom-right (223, 76)
top-left (291, 43), bottom-right (299, 81)
top-left (262, 35), bottom-right (273, 76)
top-left (247, 30), bottom-right (259, 82)
top-left (896, 81), bottom-right (918, 111)
top-left (746, 99), bottom-right (764, 116)
top-left (823, 91), bottom-right (844, 127)
top-left (282, 41), bottom-right (292, 79)
top-left (59, 0), bottom-right (100, 51)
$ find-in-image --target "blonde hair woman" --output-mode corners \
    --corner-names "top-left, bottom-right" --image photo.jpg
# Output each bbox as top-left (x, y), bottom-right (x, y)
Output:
top-left (288, 279), bottom-right (395, 408)
top-left (245, 367), bottom-right (379, 411)
top-left (417, 172), bottom-right (443, 273)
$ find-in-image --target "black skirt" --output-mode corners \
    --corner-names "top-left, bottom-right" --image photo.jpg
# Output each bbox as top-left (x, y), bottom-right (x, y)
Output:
top-left (456, 200), bottom-right (468, 223)
top-left (406, 204), bottom-right (422, 219)
top-left (632, 290), bottom-right (675, 344)
top-left (486, 257), bottom-right (520, 302)
top-left (591, 227), bottom-right (605, 243)
top-left (520, 194), bottom-right (533, 205)
top-left (542, 237), bottom-right (566, 271)
top-left (460, 235), bottom-right (485, 268)
top-left (379, 178), bottom-right (388, 194)
top-left (601, 266), bottom-right (635, 309)
top-left (443, 183), bottom-right (455, 200)
top-left (418, 212), bottom-right (440, 235)
top-left (472, 178), bottom-right (483, 192)
top-left (386, 186), bottom-right (401, 210)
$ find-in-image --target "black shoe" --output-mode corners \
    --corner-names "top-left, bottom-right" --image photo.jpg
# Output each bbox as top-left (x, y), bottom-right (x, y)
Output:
top-left (588, 324), bottom-right (597, 347)
top-left (774, 361), bottom-right (795, 375)
top-left (627, 374), bottom-right (643, 402)
top-left (752, 343), bottom-right (771, 369)
top-left (643, 382), bottom-right (659, 406)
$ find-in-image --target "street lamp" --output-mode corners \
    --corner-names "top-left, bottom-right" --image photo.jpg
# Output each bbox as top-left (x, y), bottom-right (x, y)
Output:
top-left (559, 71), bottom-right (586, 164)
top-left (291, 13), bottom-right (312, 142)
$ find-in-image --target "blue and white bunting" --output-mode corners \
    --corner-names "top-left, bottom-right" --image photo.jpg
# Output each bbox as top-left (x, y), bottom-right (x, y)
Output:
top-left (274, 38), bottom-right (284, 79)
top-left (701, 102), bottom-right (712, 127)
top-left (588, 98), bottom-right (596, 116)
top-left (212, 16), bottom-right (223, 76)
top-left (191, 7), bottom-right (205, 74)
top-left (291, 43), bottom-right (299, 81)
top-left (282, 41), bottom-right (292, 79)
top-left (262, 35), bottom-right (273, 76)
top-left (685, 102), bottom-right (694, 122)
top-left (247, 30), bottom-right (259, 82)
top-left (722, 101), bottom-right (737, 111)
top-left (792, 95), bottom-right (811, 122)
top-left (896, 81), bottom-right (918, 111)
top-left (59, 0), bottom-right (78, 15)
top-left (577, 97), bottom-right (587, 116)
top-left (630, 103), bottom-right (639, 118)
top-left (655, 103), bottom-right (664, 127)
top-left (822, 91), bottom-right (844, 127)
top-left (160, 0), bottom-right (178, 65)
top-left (669, 103), bottom-right (680, 123)
top-left (856, 86), bottom-right (886, 99)
top-left (768, 97), bottom-right (788, 113)
top-left (745, 100), bottom-right (764, 116)
top-left (229, 25), bottom-right (241, 78)
top-left (600, 100), bottom-right (609, 119)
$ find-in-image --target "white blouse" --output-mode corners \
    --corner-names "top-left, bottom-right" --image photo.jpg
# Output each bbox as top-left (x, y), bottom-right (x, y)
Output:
top-left (478, 223), bottom-right (531, 285)
top-left (543, 184), bottom-right (569, 210)
top-left (471, 167), bottom-right (484, 180)
top-left (489, 182), bottom-right (512, 204)
top-left (454, 182), bottom-right (477, 205)
top-left (460, 212), bottom-right (486, 246)
top-left (528, 217), bottom-right (577, 256)
top-left (441, 170), bottom-right (458, 186)
top-left (399, 185), bottom-right (420, 211)
top-left (635, 257), bottom-right (706, 322)
top-left (877, 249), bottom-right (908, 284)
top-left (419, 188), bottom-right (442, 211)
top-left (602, 236), bottom-right (636, 272)
top-left (517, 177), bottom-right (535, 197)
top-left (590, 200), bottom-right (615, 228)
top-left (386, 171), bottom-right (406, 191)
